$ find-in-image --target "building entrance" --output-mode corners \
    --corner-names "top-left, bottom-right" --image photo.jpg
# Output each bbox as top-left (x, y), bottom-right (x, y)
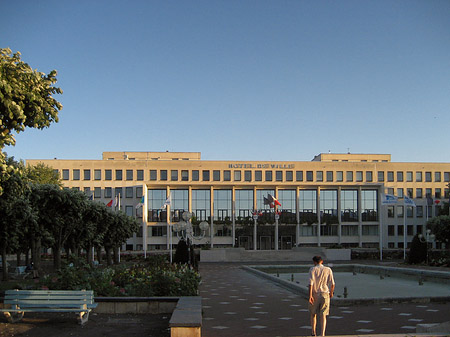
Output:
top-left (238, 236), bottom-right (252, 250)
top-left (260, 236), bottom-right (271, 250)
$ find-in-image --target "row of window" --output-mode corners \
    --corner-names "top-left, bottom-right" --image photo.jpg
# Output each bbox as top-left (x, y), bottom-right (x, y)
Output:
top-left (387, 187), bottom-right (449, 199)
top-left (59, 168), bottom-right (450, 183)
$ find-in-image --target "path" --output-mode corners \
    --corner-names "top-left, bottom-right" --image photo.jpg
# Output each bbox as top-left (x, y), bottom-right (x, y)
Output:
top-left (199, 263), bottom-right (450, 337)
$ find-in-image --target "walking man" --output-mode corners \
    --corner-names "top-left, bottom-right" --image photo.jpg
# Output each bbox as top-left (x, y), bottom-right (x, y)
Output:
top-left (308, 255), bottom-right (335, 336)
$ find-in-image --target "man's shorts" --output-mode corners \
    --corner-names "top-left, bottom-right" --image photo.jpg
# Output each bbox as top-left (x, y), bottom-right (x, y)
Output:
top-left (309, 292), bottom-right (330, 315)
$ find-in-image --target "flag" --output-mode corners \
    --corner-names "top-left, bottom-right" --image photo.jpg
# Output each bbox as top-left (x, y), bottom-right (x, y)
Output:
top-left (106, 199), bottom-right (113, 207)
top-left (268, 194), bottom-right (281, 207)
top-left (114, 195), bottom-right (119, 207)
top-left (404, 195), bottom-right (416, 207)
top-left (426, 195), bottom-right (434, 206)
top-left (263, 196), bottom-right (271, 205)
top-left (162, 195), bottom-right (171, 209)
top-left (135, 196), bottom-right (145, 209)
top-left (382, 194), bottom-right (398, 205)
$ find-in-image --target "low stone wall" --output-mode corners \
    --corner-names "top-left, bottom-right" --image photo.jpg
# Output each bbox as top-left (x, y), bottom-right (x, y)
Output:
top-left (200, 247), bottom-right (351, 262)
top-left (2, 296), bottom-right (202, 337)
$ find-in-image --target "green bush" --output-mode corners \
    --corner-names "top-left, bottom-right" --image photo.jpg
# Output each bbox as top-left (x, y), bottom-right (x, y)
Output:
top-left (36, 258), bottom-right (200, 297)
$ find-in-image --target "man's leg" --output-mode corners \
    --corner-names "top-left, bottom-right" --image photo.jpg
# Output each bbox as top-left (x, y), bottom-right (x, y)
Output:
top-left (319, 312), bottom-right (327, 336)
top-left (310, 313), bottom-right (317, 336)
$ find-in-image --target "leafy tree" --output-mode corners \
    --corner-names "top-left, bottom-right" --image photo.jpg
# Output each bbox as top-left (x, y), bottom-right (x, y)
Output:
top-left (0, 48), bottom-right (62, 195)
top-left (26, 162), bottom-right (62, 186)
top-left (408, 234), bottom-right (427, 264)
top-left (0, 155), bottom-right (28, 280)
top-left (427, 215), bottom-right (450, 245)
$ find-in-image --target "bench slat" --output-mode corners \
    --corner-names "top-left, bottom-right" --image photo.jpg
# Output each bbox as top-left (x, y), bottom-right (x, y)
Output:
top-left (1, 308), bottom-right (91, 313)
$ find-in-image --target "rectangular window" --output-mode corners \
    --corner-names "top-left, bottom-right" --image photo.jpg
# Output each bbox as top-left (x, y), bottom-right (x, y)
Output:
top-left (435, 172), bottom-right (441, 182)
top-left (105, 187), bottom-right (112, 198)
top-left (387, 188), bottom-right (394, 195)
top-left (255, 171), bottom-right (262, 181)
top-left (366, 171), bottom-right (373, 182)
top-left (387, 206), bottom-right (394, 218)
top-left (336, 171), bottom-right (343, 182)
top-left (276, 171), bottom-right (282, 182)
top-left (105, 169), bottom-right (112, 181)
top-left (397, 206), bottom-right (404, 217)
top-left (416, 188), bottom-right (423, 198)
top-left (416, 206), bottom-right (423, 217)
top-left (346, 171), bottom-right (353, 182)
top-left (125, 205), bottom-right (133, 217)
top-left (397, 171), bottom-right (403, 182)
top-left (160, 170), bottom-right (167, 181)
top-left (84, 169), bottom-right (91, 180)
top-left (416, 171), bottom-right (422, 182)
top-left (324, 171), bottom-right (332, 182)
top-left (192, 170), bottom-right (199, 181)
top-left (171, 170), bottom-right (178, 181)
top-left (181, 170), bottom-right (189, 181)
top-left (73, 169), bottom-right (80, 181)
top-left (94, 187), bottom-right (101, 199)
top-left (426, 188), bottom-right (432, 198)
top-left (387, 171), bottom-right (394, 182)
top-left (296, 171), bottom-right (303, 181)
top-left (407, 188), bottom-right (413, 198)
top-left (266, 171), bottom-right (273, 181)
top-left (435, 188), bottom-right (441, 199)
top-left (136, 186), bottom-right (143, 198)
top-left (445, 172), bottom-right (450, 182)
top-left (316, 171), bottom-right (323, 182)
top-left (126, 187), bottom-right (133, 198)
top-left (62, 169), bottom-right (69, 180)
top-left (137, 170), bottom-right (144, 181)
top-left (94, 169), bottom-right (101, 180)
top-left (126, 170), bottom-right (133, 181)
top-left (407, 206), bottom-right (413, 218)
top-left (223, 170), bottom-right (231, 181)
top-left (356, 171), bottom-right (363, 182)
top-left (115, 187), bottom-right (122, 197)
top-left (306, 171), bottom-right (313, 182)
top-left (202, 170), bottom-right (210, 181)
top-left (397, 188), bottom-right (404, 198)
top-left (234, 170), bottom-right (241, 181)
top-left (388, 225), bottom-right (395, 236)
top-left (245, 170), bottom-right (252, 182)
top-left (377, 171), bottom-right (384, 182)
top-left (149, 170), bottom-right (157, 181)
top-left (425, 171), bottom-right (432, 182)
top-left (406, 171), bottom-right (413, 182)
top-left (115, 170), bottom-right (122, 181)
top-left (213, 170), bottom-right (220, 181)
top-left (286, 171), bottom-right (293, 182)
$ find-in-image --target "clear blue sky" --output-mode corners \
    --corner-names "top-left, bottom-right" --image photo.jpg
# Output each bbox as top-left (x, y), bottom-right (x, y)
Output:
top-left (2, 0), bottom-right (450, 162)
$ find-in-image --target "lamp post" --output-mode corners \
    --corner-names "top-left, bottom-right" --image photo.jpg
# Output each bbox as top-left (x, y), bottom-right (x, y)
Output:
top-left (172, 211), bottom-right (209, 265)
top-left (418, 229), bottom-right (435, 265)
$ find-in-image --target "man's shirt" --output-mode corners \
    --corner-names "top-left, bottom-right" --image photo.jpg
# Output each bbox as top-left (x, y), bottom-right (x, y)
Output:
top-left (308, 264), bottom-right (335, 294)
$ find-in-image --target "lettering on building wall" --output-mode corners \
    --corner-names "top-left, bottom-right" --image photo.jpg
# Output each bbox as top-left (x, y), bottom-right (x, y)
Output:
top-left (228, 163), bottom-right (295, 169)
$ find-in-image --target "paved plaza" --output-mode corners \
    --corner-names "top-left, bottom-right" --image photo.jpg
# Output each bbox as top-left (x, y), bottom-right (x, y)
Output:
top-left (199, 263), bottom-right (450, 337)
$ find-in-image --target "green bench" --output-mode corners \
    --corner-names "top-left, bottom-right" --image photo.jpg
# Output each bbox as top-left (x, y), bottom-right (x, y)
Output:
top-left (1, 289), bottom-right (98, 325)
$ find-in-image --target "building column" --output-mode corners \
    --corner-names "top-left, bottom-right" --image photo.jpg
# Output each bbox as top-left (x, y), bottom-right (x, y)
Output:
top-left (296, 186), bottom-right (300, 247)
top-left (317, 187), bottom-right (321, 247)
top-left (210, 186), bottom-right (214, 249)
top-left (253, 186), bottom-right (258, 250)
top-left (232, 187), bottom-right (236, 248)
top-left (358, 186), bottom-right (363, 248)
top-left (337, 186), bottom-right (342, 245)
top-left (275, 187), bottom-right (279, 250)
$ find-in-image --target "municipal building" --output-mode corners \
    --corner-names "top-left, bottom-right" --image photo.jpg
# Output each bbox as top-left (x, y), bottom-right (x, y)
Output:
top-left (27, 152), bottom-right (450, 252)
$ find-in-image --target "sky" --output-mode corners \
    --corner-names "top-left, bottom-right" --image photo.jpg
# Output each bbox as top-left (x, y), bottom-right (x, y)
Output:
top-left (1, 0), bottom-right (450, 163)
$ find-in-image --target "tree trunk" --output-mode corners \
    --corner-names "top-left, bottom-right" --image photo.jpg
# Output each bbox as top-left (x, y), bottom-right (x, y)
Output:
top-left (96, 246), bottom-right (102, 264)
top-left (113, 247), bottom-right (120, 265)
top-left (53, 245), bottom-right (62, 270)
top-left (31, 237), bottom-right (41, 278)
top-left (16, 252), bottom-right (21, 267)
top-left (86, 244), bottom-right (93, 266)
top-left (105, 247), bottom-right (113, 266)
top-left (25, 249), bottom-right (30, 266)
top-left (2, 246), bottom-right (9, 281)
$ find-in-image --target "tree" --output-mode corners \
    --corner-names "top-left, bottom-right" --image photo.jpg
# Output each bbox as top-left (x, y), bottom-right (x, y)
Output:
top-left (0, 48), bottom-right (62, 195)
top-left (26, 162), bottom-right (62, 186)
top-left (408, 234), bottom-right (427, 264)
top-left (0, 155), bottom-right (28, 280)
top-left (427, 215), bottom-right (450, 245)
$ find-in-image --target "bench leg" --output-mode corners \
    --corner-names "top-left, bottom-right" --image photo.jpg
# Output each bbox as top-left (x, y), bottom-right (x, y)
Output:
top-left (3, 311), bottom-right (24, 323)
top-left (77, 311), bottom-right (89, 325)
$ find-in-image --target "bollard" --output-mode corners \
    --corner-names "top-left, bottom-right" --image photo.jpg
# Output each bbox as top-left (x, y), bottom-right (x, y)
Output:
top-left (343, 286), bottom-right (348, 298)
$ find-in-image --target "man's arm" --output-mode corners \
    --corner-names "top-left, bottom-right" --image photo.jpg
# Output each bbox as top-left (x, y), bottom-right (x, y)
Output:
top-left (308, 285), bottom-right (314, 304)
top-left (329, 283), bottom-right (335, 298)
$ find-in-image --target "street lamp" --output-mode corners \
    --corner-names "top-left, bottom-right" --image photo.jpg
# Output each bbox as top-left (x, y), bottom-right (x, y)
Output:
top-left (173, 211), bottom-right (209, 265)
top-left (418, 229), bottom-right (435, 265)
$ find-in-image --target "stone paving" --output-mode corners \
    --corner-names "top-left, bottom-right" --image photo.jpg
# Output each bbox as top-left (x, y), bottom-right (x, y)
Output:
top-left (199, 263), bottom-right (450, 337)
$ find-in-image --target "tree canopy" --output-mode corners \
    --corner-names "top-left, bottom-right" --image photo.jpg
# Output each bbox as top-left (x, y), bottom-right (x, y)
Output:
top-left (0, 48), bottom-right (62, 194)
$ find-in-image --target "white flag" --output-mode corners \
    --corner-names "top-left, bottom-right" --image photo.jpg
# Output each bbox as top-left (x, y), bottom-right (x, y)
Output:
top-left (382, 194), bottom-right (398, 205)
top-left (404, 195), bottom-right (416, 207)
top-left (162, 195), bottom-right (171, 209)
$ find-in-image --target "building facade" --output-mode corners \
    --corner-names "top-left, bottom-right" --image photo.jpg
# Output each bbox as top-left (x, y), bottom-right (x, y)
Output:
top-left (27, 152), bottom-right (450, 252)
